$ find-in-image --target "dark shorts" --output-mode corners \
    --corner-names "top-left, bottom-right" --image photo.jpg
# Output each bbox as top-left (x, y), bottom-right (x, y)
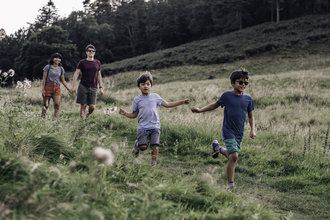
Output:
top-left (224, 138), bottom-right (241, 155)
top-left (137, 129), bottom-right (160, 147)
top-left (76, 84), bottom-right (97, 105)
top-left (44, 82), bottom-right (61, 96)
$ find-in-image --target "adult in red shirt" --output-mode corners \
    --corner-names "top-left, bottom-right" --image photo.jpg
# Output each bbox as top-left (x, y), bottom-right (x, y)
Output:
top-left (70, 44), bottom-right (104, 121)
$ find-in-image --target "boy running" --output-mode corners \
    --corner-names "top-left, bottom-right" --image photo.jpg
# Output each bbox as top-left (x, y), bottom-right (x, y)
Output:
top-left (119, 72), bottom-right (190, 166)
top-left (191, 68), bottom-right (256, 190)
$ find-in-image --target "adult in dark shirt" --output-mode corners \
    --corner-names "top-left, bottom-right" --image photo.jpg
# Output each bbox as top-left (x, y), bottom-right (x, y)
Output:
top-left (70, 44), bottom-right (104, 121)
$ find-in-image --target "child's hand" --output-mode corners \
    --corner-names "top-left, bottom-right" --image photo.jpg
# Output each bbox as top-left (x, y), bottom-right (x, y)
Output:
top-left (119, 108), bottom-right (126, 116)
top-left (183, 99), bottom-right (190, 104)
top-left (191, 107), bottom-right (200, 113)
top-left (250, 129), bottom-right (256, 139)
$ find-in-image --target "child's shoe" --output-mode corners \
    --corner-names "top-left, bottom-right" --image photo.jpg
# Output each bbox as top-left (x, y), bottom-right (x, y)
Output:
top-left (151, 162), bottom-right (157, 166)
top-left (132, 140), bottom-right (139, 157)
top-left (212, 140), bottom-right (222, 158)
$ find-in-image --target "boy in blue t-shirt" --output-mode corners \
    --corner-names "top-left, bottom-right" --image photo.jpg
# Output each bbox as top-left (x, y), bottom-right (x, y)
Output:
top-left (119, 72), bottom-right (190, 166)
top-left (191, 68), bottom-right (256, 190)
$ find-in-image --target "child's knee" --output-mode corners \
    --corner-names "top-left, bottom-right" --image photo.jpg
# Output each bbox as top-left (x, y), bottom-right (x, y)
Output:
top-left (151, 145), bottom-right (158, 151)
top-left (229, 152), bottom-right (238, 162)
top-left (139, 145), bottom-right (147, 151)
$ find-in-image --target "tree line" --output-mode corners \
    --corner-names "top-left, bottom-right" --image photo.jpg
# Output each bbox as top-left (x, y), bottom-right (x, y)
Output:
top-left (0, 0), bottom-right (329, 81)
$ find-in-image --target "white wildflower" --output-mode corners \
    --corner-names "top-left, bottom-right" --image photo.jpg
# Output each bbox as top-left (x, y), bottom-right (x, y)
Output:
top-left (59, 154), bottom-right (64, 160)
top-left (16, 81), bottom-right (23, 89)
top-left (22, 78), bottom-right (31, 89)
top-left (93, 147), bottom-right (114, 165)
top-left (1, 72), bottom-right (8, 77)
top-left (104, 106), bottom-right (117, 116)
top-left (8, 69), bottom-right (15, 77)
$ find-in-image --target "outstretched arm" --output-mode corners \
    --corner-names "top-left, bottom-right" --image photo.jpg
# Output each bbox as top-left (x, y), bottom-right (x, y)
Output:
top-left (161, 99), bottom-right (190, 108)
top-left (248, 111), bottom-right (256, 139)
top-left (119, 108), bottom-right (138, 118)
top-left (191, 102), bottom-right (220, 113)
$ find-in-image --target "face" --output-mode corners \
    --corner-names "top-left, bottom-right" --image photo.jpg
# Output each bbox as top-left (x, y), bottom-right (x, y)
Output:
top-left (232, 77), bottom-right (248, 94)
top-left (52, 57), bottom-right (61, 65)
top-left (138, 80), bottom-right (152, 95)
top-left (86, 48), bottom-right (96, 56)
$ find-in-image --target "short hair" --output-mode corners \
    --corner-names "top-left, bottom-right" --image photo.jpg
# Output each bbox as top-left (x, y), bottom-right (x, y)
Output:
top-left (230, 67), bottom-right (249, 84)
top-left (137, 71), bottom-right (153, 86)
top-left (85, 44), bottom-right (96, 51)
top-left (48, 53), bottom-right (62, 66)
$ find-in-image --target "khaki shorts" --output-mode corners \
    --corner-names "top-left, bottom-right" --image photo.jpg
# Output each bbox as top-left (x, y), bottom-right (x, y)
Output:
top-left (76, 84), bottom-right (97, 105)
top-left (44, 82), bottom-right (61, 96)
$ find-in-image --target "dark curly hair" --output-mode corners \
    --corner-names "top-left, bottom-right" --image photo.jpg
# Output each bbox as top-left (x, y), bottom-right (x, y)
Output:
top-left (230, 67), bottom-right (249, 84)
top-left (137, 71), bottom-right (153, 87)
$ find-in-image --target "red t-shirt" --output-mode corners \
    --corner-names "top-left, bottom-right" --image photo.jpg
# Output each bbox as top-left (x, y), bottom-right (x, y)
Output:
top-left (77, 59), bottom-right (101, 88)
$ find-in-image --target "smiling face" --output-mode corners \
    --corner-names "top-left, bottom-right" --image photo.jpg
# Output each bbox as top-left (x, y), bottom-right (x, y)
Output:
top-left (52, 57), bottom-right (61, 66)
top-left (231, 77), bottom-right (248, 95)
top-left (138, 80), bottom-right (152, 96)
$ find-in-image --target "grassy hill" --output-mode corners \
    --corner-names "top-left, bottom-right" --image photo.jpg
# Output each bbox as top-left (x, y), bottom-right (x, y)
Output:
top-left (1, 15), bottom-right (330, 219)
top-left (101, 14), bottom-right (330, 76)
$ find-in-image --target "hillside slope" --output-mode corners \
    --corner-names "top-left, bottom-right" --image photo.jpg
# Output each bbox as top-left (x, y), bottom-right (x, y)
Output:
top-left (102, 14), bottom-right (330, 76)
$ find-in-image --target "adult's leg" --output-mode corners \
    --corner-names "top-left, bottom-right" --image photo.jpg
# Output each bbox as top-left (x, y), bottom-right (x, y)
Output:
top-left (80, 104), bottom-right (87, 122)
top-left (86, 104), bottom-right (95, 119)
top-left (53, 95), bottom-right (61, 119)
top-left (41, 96), bottom-right (51, 117)
top-left (227, 152), bottom-right (238, 182)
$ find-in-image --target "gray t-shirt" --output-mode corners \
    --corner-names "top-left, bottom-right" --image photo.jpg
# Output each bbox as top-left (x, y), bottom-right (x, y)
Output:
top-left (132, 93), bottom-right (164, 132)
top-left (43, 65), bottom-right (65, 85)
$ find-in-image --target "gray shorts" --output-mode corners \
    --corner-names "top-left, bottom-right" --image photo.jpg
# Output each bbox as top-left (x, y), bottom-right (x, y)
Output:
top-left (137, 129), bottom-right (160, 147)
top-left (76, 84), bottom-right (97, 105)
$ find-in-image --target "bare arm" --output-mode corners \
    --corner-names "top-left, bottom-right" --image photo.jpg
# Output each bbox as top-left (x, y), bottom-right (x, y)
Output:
top-left (119, 108), bottom-right (138, 118)
top-left (161, 99), bottom-right (190, 108)
top-left (42, 71), bottom-right (47, 96)
top-left (60, 74), bottom-right (70, 92)
top-left (97, 70), bottom-right (104, 96)
top-left (191, 102), bottom-right (220, 113)
top-left (248, 111), bottom-right (256, 139)
top-left (69, 69), bottom-right (81, 93)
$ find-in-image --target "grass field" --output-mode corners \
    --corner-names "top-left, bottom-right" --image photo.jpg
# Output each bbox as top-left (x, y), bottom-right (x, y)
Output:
top-left (1, 43), bottom-right (330, 219)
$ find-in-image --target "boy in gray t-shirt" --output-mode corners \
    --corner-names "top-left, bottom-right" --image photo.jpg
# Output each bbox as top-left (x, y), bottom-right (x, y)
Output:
top-left (119, 72), bottom-right (190, 166)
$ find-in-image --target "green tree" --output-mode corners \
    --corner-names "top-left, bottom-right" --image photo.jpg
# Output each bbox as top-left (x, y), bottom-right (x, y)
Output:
top-left (14, 26), bottom-right (78, 80)
top-left (31, 0), bottom-right (60, 32)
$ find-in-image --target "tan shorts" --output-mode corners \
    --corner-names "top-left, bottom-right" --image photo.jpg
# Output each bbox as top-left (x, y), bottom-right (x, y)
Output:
top-left (44, 82), bottom-right (61, 96)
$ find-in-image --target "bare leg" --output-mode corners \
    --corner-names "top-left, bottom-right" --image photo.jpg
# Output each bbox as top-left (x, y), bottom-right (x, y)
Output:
top-left (220, 148), bottom-right (229, 159)
top-left (41, 96), bottom-right (51, 117)
top-left (151, 145), bottom-right (159, 163)
top-left (86, 104), bottom-right (95, 119)
top-left (53, 95), bottom-right (61, 119)
top-left (80, 104), bottom-right (87, 122)
top-left (227, 152), bottom-right (238, 182)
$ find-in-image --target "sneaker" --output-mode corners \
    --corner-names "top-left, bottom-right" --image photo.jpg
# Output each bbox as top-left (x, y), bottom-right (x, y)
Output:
top-left (132, 140), bottom-right (139, 157)
top-left (227, 184), bottom-right (238, 193)
top-left (212, 140), bottom-right (222, 158)
top-left (151, 162), bottom-right (157, 166)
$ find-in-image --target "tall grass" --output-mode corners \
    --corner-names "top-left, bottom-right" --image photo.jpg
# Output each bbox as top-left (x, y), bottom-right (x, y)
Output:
top-left (1, 52), bottom-right (330, 219)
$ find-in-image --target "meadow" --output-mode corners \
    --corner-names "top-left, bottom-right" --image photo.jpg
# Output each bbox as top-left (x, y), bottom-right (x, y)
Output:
top-left (1, 46), bottom-right (330, 219)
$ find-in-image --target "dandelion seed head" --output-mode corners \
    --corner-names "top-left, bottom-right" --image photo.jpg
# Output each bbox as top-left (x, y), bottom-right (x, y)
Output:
top-left (8, 69), bottom-right (15, 77)
top-left (1, 72), bottom-right (8, 77)
top-left (93, 147), bottom-right (114, 165)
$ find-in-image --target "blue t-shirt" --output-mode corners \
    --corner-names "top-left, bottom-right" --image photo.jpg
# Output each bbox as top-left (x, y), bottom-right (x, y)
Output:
top-left (216, 91), bottom-right (254, 142)
top-left (132, 93), bottom-right (164, 132)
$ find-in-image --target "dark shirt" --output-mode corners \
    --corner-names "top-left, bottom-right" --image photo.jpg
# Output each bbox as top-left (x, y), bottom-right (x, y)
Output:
top-left (77, 59), bottom-right (101, 88)
top-left (216, 91), bottom-right (254, 142)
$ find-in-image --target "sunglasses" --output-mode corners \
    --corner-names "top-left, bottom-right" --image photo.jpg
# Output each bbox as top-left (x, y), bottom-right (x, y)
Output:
top-left (87, 50), bottom-right (95, 52)
top-left (236, 80), bottom-right (249, 85)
